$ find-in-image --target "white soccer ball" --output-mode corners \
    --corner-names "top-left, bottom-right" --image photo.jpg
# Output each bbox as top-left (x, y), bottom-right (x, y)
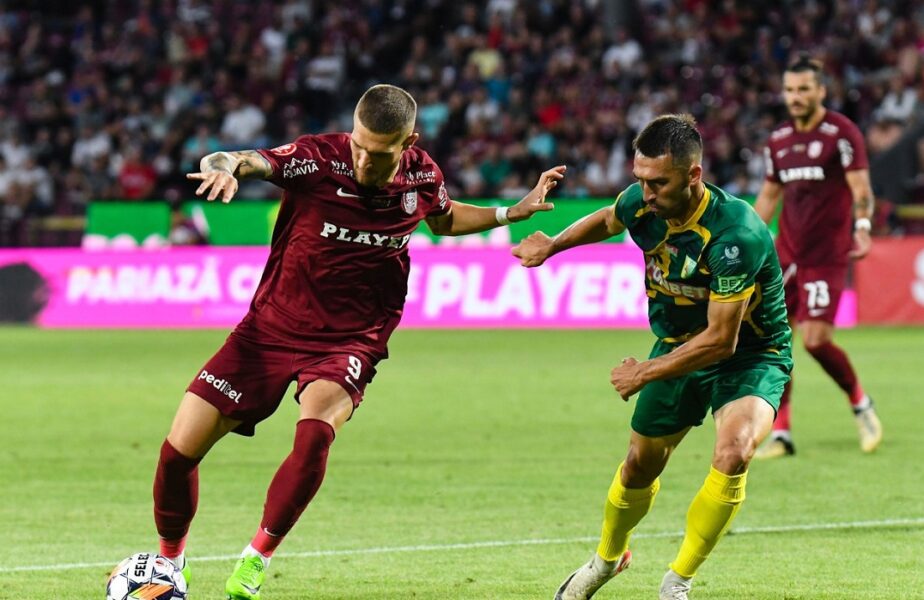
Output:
top-left (106, 552), bottom-right (188, 600)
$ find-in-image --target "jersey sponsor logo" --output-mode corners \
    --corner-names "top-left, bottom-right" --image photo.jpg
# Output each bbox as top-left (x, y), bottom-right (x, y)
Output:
top-left (778, 166), bottom-right (825, 183)
top-left (645, 257), bottom-right (708, 300)
top-left (319, 221), bottom-right (411, 249)
top-left (715, 273), bottom-right (749, 294)
top-left (270, 143), bottom-right (297, 156)
top-left (808, 141), bottom-right (823, 158)
top-left (402, 190), bottom-right (418, 214)
top-left (820, 122), bottom-right (840, 136)
top-left (838, 138), bottom-right (854, 168)
top-left (331, 159), bottom-right (353, 177)
top-left (283, 157), bottom-right (319, 178)
top-left (197, 370), bottom-right (243, 402)
top-left (771, 126), bottom-right (793, 140)
top-left (405, 169), bottom-right (436, 183)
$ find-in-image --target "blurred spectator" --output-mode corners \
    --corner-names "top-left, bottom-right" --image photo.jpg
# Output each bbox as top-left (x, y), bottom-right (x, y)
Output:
top-left (0, 0), bottom-right (921, 246)
top-left (117, 146), bottom-right (157, 200)
top-left (168, 202), bottom-right (209, 246)
top-left (220, 95), bottom-right (267, 147)
top-left (877, 75), bottom-right (918, 123)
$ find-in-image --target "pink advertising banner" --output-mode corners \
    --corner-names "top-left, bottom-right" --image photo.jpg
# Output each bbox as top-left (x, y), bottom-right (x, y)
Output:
top-left (0, 247), bottom-right (856, 328)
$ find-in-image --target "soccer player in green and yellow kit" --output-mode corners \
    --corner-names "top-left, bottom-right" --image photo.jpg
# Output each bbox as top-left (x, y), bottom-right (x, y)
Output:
top-left (513, 114), bottom-right (792, 600)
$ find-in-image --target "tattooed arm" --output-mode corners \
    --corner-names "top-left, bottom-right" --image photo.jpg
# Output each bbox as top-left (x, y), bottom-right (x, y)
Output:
top-left (186, 150), bottom-right (273, 203)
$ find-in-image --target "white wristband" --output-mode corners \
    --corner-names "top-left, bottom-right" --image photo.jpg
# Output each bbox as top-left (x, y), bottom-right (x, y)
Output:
top-left (495, 206), bottom-right (512, 226)
top-left (855, 217), bottom-right (871, 232)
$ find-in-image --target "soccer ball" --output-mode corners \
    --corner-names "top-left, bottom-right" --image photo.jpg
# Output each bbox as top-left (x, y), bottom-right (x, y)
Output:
top-left (106, 552), bottom-right (188, 600)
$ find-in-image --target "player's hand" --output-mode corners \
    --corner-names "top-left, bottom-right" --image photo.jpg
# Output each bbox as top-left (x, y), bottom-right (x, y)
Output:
top-left (512, 231), bottom-right (556, 267)
top-left (186, 170), bottom-right (239, 203)
top-left (610, 357), bottom-right (644, 401)
top-left (848, 228), bottom-right (872, 259)
top-left (506, 165), bottom-right (566, 222)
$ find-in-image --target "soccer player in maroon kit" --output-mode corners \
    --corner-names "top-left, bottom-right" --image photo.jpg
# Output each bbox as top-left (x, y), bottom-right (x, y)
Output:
top-left (753, 56), bottom-right (882, 459)
top-left (154, 84), bottom-right (566, 599)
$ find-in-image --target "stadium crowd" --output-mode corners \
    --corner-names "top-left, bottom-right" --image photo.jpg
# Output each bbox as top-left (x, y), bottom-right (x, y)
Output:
top-left (1, 0), bottom-right (924, 244)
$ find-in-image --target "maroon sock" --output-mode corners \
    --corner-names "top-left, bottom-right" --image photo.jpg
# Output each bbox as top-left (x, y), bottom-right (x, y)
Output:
top-left (806, 341), bottom-right (863, 405)
top-left (153, 440), bottom-right (202, 544)
top-left (253, 419), bottom-right (335, 556)
top-left (773, 379), bottom-right (793, 433)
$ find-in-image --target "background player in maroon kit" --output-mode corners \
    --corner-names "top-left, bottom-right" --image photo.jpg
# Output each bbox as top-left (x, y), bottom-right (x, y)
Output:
top-left (753, 56), bottom-right (882, 459)
top-left (154, 84), bottom-right (566, 599)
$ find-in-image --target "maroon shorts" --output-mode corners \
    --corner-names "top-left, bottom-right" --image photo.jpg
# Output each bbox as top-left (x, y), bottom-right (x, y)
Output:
top-left (187, 333), bottom-right (380, 436)
top-left (781, 261), bottom-right (847, 324)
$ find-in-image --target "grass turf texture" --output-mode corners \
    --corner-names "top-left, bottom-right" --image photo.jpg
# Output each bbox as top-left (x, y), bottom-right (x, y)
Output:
top-left (1, 327), bottom-right (922, 599)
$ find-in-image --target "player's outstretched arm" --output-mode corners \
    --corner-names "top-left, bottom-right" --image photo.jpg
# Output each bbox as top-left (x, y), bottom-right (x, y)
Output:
top-left (185, 150), bottom-right (273, 203)
top-left (512, 202), bottom-right (625, 268)
top-left (426, 165), bottom-right (566, 237)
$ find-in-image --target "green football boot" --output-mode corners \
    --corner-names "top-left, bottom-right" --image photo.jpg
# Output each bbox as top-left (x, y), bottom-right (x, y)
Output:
top-left (225, 555), bottom-right (266, 600)
top-left (181, 560), bottom-right (191, 589)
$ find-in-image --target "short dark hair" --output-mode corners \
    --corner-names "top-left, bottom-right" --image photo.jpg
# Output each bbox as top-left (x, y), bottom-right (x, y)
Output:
top-left (785, 53), bottom-right (825, 85)
top-left (356, 84), bottom-right (417, 134)
top-left (633, 114), bottom-right (703, 168)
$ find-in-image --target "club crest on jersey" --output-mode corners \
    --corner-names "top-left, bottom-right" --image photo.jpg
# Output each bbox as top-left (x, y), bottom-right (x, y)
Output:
top-left (402, 190), bottom-right (418, 214)
top-left (808, 141), bottom-right (823, 158)
top-left (270, 143), bottom-right (297, 156)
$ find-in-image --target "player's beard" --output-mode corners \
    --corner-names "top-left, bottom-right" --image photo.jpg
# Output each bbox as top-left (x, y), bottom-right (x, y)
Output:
top-left (789, 99), bottom-right (818, 124)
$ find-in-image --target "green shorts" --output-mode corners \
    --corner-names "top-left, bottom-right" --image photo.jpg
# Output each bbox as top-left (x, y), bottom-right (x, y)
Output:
top-left (630, 339), bottom-right (793, 438)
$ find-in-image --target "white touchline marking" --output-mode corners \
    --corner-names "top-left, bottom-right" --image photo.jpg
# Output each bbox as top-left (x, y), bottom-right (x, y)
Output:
top-left (3, 517), bottom-right (923, 574)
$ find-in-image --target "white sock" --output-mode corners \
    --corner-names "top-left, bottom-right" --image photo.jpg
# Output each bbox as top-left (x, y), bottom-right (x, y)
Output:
top-left (167, 552), bottom-right (185, 571)
top-left (853, 394), bottom-right (871, 411)
top-left (772, 430), bottom-right (792, 442)
top-left (242, 544), bottom-right (271, 568)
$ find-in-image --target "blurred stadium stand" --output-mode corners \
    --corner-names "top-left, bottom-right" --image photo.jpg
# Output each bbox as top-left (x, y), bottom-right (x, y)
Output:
top-left (2, 0), bottom-right (924, 246)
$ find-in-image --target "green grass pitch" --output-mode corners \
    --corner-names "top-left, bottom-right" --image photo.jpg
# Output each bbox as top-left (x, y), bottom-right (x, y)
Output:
top-left (1, 326), bottom-right (922, 599)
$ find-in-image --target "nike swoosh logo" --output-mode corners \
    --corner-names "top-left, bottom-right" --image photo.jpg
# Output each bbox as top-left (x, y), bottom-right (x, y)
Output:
top-left (336, 187), bottom-right (362, 198)
top-left (241, 583), bottom-right (260, 594)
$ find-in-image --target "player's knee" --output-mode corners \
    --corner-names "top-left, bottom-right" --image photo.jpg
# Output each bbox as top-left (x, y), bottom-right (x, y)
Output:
top-left (802, 337), bottom-right (830, 354)
top-left (290, 419), bottom-right (336, 467)
top-left (712, 438), bottom-right (756, 473)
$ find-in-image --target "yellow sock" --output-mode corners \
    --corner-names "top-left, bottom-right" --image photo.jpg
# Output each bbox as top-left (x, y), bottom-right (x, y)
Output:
top-left (670, 466), bottom-right (747, 578)
top-left (596, 462), bottom-right (660, 561)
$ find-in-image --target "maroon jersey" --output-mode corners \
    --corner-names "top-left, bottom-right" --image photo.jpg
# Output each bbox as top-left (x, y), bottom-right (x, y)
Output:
top-left (235, 133), bottom-right (451, 356)
top-left (764, 110), bottom-right (868, 267)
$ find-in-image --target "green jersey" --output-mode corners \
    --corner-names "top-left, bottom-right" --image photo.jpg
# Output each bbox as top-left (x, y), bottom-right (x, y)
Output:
top-left (614, 182), bottom-right (791, 356)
